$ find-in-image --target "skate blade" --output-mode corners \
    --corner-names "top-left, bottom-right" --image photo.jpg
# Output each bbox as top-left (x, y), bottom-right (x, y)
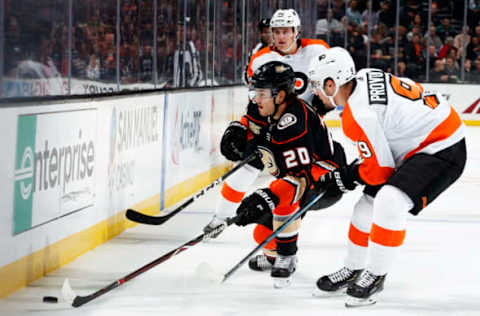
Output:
top-left (312, 287), bottom-right (347, 298)
top-left (345, 293), bottom-right (378, 308)
top-left (272, 276), bottom-right (293, 289)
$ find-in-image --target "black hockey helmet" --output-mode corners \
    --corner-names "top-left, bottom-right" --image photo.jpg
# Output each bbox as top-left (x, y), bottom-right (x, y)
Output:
top-left (251, 61), bottom-right (296, 96)
top-left (258, 18), bottom-right (270, 30)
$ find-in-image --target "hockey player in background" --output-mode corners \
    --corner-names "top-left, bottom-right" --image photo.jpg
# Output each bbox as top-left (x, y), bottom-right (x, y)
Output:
top-left (243, 18), bottom-right (272, 84)
top-left (203, 8), bottom-right (333, 273)
top-left (247, 9), bottom-right (330, 113)
top-left (307, 47), bottom-right (466, 307)
top-left (209, 61), bottom-right (345, 288)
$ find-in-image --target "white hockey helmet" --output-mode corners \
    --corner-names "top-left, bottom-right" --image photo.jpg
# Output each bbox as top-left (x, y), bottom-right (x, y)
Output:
top-left (270, 9), bottom-right (301, 37)
top-left (308, 47), bottom-right (356, 103)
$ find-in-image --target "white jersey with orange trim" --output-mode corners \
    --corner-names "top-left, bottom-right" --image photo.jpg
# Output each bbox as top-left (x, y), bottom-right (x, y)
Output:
top-left (342, 68), bottom-right (465, 186)
top-left (247, 38), bottom-right (329, 104)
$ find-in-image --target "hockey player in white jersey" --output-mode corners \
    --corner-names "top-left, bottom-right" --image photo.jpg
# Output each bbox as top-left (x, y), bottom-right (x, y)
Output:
top-left (203, 9), bottom-right (333, 272)
top-left (247, 9), bottom-right (330, 112)
top-left (307, 47), bottom-right (466, 307)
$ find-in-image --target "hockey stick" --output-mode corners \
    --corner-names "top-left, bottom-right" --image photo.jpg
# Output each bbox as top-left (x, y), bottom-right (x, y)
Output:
top-left (62, 216), bottom-right (239, 307)
top-left (221, 190), bottom-right (326, 283)
top-left (126, 151), bottom-right (258, 225)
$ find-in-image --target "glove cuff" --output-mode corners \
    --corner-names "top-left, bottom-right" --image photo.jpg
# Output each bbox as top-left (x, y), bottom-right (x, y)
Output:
top-left (254, 188), bottom-right (279, 212)
top-left (229, 120), bottom-right (247, 131)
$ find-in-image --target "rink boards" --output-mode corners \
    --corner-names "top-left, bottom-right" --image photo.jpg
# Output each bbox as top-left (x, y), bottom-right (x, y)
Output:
top-left (1, 82), bottom-right (479, 298)
top-left (0, 87), bottom-right (244, 298)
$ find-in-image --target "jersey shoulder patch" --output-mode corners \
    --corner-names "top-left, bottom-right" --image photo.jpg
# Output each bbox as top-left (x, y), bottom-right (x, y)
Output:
top-left (278, 113), bottom-right (297, 130)
top-left (271, 100), bottom-right (307, 144)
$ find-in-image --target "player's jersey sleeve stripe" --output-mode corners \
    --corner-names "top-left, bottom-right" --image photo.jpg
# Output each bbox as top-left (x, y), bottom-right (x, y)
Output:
top-left (247, 46), bottom-right (273, 78)
top-left (221, 182), bottom-right (246, 203)
top-left (342, 102), bottom-right (395, 185)
top-left (370, 223), bottom-right (406, 247)
top-left (348, 222), bottom-right (370, 247)
top-left (300, 38), bottom-right (330, 49)
top-left (271, 100), bottom-right (308, 145)
top-left (403, 106), bottom-right (463, 160)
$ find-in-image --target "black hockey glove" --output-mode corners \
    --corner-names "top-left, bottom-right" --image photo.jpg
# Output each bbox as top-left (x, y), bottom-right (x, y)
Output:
top-left (235, 189), bottom-right (279, 226)
top-left (311, 95), bottom-right (334, 116)
top-left (317, 162), bottom-right (361, 194)
top-left (220, 121), bottom-right (248, 161)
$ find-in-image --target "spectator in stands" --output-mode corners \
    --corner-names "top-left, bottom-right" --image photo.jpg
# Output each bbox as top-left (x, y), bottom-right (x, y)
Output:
top-left (470, 57), bottom-right (480, 82)
top-left (346, 0), bottom-right (363, 26)
top-left (445, 56), bottom-right (460, 82)
top-left (467, 36), bottom-right (480, 60)
top-left (436, 18), bottom-right (457, 42)
top-left (425, 25), bottom-right (443, 51)
top-left (463, 58), bottom-right (474, 83)
top-left (425, 44), bottom-right (439, 69)
top-left (332, 0), bottom-right (346, 20)
top-left (430, 59), bottom-right (449, 83)
top-left (404, 33), bottom-right (425, 78)
top-left (361, 0), bottom-right (378, 27)
top-left (86, 50), bottom-right (101, 80)
top-left (316, 8), bottom-right (344, 42)
top-left (346, 21), bottom-right (366, 68)
top-left (438, 37), bottom-right (456, 60)
top-left (407, 25), bottom-right (423, 42)
top-left (409, 14), bottom-right (425, 34)
top-left (377, 1), bottom-right (395, 28)
top-left (370, 29), bottom-right (393, 69)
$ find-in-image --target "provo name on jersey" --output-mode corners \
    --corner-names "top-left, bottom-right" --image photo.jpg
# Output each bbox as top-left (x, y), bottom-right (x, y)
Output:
top-left (366, 70), bottom-right (387, 105)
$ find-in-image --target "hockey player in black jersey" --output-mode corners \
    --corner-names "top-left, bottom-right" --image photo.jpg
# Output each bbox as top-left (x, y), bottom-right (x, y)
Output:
top-left (206, 61), bottom-right (346, 288)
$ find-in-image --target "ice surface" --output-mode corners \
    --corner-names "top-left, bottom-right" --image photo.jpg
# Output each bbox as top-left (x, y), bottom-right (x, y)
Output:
top-left (1, 127), bottom-right (479, 316)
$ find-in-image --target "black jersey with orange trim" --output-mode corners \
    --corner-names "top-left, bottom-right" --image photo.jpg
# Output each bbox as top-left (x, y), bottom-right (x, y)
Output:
top-left (255, 97), bottom-right (335, 179)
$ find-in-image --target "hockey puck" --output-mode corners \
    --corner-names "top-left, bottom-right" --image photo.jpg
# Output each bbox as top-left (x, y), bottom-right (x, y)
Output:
top-left (42, 296), bottom-right (58, 303)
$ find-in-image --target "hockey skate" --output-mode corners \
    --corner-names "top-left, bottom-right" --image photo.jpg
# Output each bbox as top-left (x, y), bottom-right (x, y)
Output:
top-left (345, 270), bottom-right (386, 307)
top-left (271, 254), bottom-right (297, 288)
top-left (248, 254), bottom-right (275, 271)
top-left (313, 267), bottom-right (362, 297)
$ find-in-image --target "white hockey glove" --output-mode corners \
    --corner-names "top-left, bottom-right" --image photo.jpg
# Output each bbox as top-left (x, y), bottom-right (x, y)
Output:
top-left (203, 216), bottom-right (228, 240)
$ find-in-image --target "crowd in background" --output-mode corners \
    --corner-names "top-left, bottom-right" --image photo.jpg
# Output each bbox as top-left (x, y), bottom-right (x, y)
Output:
top-left (316, 0), bottom-right (480, 83)
top-left (3, 0), bottom-right (480, 98)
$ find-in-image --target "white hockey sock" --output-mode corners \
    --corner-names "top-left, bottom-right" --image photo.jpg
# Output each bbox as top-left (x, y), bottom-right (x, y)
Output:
top-left (367, 185), bottom-right (413, 276)
top-left (344, 194), bottom-right (374, 270)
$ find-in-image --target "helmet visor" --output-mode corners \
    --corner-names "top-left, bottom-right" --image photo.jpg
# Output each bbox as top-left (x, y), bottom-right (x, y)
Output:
top-left (252, 88), bottom-right (273, 101)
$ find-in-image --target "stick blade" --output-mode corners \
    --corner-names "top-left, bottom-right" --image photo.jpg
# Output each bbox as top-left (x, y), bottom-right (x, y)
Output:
top-left (125, 209), bottom-right (166, 225)
top-left (61, 278), bottom-right (76, 305)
